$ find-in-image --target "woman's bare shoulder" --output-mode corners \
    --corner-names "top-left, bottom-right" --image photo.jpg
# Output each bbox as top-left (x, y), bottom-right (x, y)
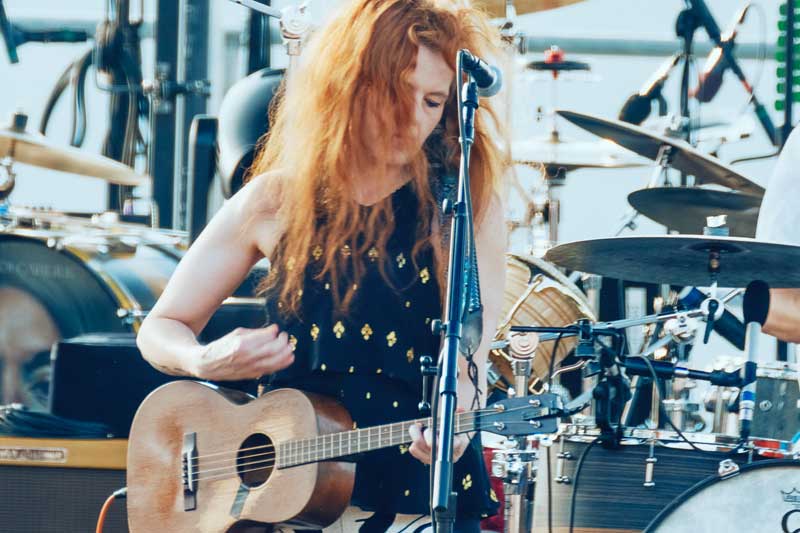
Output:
top-left (236, 169), bottom-right (288, 257)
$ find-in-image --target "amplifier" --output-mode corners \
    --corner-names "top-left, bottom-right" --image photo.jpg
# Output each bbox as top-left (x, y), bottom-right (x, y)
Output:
top-left (0, 436), bottom-right (128, 533)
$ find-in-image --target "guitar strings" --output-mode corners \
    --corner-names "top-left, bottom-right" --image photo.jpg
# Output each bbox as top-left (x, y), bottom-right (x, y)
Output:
top-left (182, 419), bottom-right (545, 485)
top-left (185, 403), bottom-right (513, 465)
top-left (180, 403), bottom-right (550, 484)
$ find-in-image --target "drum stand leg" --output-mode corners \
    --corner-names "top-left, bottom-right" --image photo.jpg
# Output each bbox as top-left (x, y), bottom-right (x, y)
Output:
top-left (499, 352), bottom-right (538, 533)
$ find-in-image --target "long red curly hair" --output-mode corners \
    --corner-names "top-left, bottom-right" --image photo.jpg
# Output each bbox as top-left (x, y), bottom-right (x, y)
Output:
top-left (248, 0), bottom-right (507, 317)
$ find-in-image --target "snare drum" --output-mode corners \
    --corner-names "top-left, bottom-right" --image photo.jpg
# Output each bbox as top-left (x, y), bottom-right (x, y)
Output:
top-left (644, 460), bottom-right (800, 532)
top-left (532, 426), bottom-right (764, 533)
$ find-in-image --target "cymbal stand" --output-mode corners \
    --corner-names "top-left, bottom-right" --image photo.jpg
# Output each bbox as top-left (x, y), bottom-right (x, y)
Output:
top-left (492, 332), bottom-right (538, 533)
top-left (614, 144), bottom-right (673, 236)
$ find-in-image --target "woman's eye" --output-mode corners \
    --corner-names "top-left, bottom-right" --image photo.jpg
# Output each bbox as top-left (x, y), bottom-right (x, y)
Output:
top-left (425, 99), bottom-right (442, 109)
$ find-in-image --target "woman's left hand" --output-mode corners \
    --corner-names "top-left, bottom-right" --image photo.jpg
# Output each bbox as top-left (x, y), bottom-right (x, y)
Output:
top-left (407, 409), bottom-right (471, 465)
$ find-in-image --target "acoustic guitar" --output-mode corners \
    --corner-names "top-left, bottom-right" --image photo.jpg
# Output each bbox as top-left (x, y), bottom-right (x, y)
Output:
top-left (126, 380), bottom-right (559, 532)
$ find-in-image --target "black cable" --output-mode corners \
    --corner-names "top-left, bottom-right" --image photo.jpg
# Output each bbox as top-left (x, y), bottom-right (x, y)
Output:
top-left (39, 60), bottom-right (73, 135)
top-left (0, 404), bottom-right (114, 438)
top-left (568, 437), bottom-right (600, 533)
top-left (396, 514), bottom-right (427, 533)
top-left (69, 49), bottom-right (93, 147)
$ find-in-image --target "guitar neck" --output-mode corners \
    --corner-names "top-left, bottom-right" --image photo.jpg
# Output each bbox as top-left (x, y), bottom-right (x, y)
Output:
top-left (277, 411), bottom-right (478, 468)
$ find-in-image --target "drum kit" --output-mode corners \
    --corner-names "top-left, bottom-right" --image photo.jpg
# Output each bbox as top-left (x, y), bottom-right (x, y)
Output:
top-left (482, 2), bottom-right (798, 531)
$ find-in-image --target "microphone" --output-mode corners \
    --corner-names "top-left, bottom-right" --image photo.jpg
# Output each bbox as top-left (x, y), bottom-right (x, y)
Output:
top-left (619, 54), bottom-right (680, 124)
top-left (0, 0), bottom-right (18, 64)
top-left (460, 49), bottom-right (503, 97)
top-left (692, 4), bottom-right (750, 103)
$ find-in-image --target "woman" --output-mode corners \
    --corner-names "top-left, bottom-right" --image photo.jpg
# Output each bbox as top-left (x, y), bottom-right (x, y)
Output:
top-left (136, 1), bottom-right (508, 531)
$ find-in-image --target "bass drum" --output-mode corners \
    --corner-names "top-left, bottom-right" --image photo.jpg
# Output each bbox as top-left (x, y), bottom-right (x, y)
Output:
top-left (645, 460), bottom-right (800, 533)
top-left (490, 254), bottom-right (596, 393)
top-left (0, 228), bottom-right (267, 409)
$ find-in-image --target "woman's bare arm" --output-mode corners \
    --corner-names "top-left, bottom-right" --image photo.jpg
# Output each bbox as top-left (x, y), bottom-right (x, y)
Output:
top-left (136, 172), bottom-right (295, 380)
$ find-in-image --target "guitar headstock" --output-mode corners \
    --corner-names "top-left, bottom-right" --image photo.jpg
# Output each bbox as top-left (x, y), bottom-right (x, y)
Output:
top-left (475, 393), bottom-right (562, 437)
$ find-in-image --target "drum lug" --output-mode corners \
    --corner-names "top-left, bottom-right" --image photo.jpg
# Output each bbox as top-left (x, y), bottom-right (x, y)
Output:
top-left (555, 440), bottom-right (573, 484)
top-left (717, 458), bottom-right (740, 479)
top-left (643, 440), bottom-right (657, 487)
top-left (643, 456), bottom-right (657, 487)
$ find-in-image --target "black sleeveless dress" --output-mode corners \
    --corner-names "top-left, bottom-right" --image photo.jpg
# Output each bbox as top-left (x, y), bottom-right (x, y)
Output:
top-left (261, 182), bottom-right (498, 522)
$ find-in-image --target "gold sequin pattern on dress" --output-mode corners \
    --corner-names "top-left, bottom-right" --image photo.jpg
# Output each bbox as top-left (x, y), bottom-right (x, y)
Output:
top-left (349, 366), bottom-right (355, 373)
top-left (341, 244), bottom-right (352, 257)
top-left (396, 252), bottom-right (406, 268)
top-left (419, 267), bottom-right (430, 284)
top-left (368, 246), bottom-right (379, 262)
top-left (462, 474), bottom-right (473, 490)
top-left (399, 444), bottom-right (409, 454)
top-left (310, 324), bottom-right (320, 341)
top-left (386, 331), bottom-right (397, 347)
top-left (311, 245), bottom-right (323, 261)
top-left (406, 347), bottom-right (415, 363)
top-left (361, 324), bottom-right (373, 340)
top-left (404, 300), bottom-right (411, 308)
top-left (489, 488), bottom-right (499, 502)
top-left (376, 368), bottom-right (382, 374)
top-left (404, 489), bottom-right (410, 497)
top-left (320, 363), bottom-right (327, 371)
top-left (365, 392), bottom-right (371, 399)
top-left (333, 321), bottom-right (345, 339)
top-left (289, 335), bottom-right (298, 349)
top-left (392, 401), bottom-right (399, 408)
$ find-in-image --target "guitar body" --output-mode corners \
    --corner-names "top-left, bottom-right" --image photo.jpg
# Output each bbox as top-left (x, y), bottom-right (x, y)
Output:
top-left (126, 381), bottom-right (355, 532)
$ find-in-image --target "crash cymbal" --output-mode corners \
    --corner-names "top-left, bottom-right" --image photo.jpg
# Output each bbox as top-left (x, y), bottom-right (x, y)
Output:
top-left (473, 0), bottom-right (585, 17)
top-left (513, 135), bottom-right (648, 171)
top-left (0, 112), bottom-right (148, 187)
top-left (556, 109), bottom-right (764, 196)
top-left (544, 235), bottom-right (800, 288)
top-left (628, 187), bottom-right (761, 237)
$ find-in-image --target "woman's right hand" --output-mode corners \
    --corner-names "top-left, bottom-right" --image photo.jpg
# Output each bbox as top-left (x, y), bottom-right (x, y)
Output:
top-left (194, 324), bottom-right (295, 381)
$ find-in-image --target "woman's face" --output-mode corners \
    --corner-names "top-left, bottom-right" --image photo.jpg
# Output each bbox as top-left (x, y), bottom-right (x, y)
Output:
top-left (373, 45), bottom-right (454, 167)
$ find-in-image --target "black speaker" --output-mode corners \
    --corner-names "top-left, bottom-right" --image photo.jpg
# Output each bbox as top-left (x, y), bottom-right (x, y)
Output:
top-left (0, 436), bottom-right (128, 533)
top-left (48, 333), bottom-right (257, 437)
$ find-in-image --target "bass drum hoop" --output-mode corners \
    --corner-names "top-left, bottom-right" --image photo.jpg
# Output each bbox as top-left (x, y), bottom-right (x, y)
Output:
top-left (643, 459), bottom-right (800, 532)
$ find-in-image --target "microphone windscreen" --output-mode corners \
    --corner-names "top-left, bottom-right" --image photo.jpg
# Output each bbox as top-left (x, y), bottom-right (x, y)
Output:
top-left (618, 93), bottom-right (651, 125)
top-left (743, 280), bottom-right (770, 325)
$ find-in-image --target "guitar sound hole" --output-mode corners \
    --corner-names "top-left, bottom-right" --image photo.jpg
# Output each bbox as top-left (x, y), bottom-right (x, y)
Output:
top-left (236, 433), bottom-right (274, 488)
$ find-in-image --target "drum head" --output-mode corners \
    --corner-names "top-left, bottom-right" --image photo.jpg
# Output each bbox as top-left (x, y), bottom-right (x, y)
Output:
top-left (645, 460), bottom-right (800, 532)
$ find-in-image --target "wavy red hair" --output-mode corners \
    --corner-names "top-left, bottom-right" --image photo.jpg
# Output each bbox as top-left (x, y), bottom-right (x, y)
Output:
top-left (249, 0), bottom-right (507, 316)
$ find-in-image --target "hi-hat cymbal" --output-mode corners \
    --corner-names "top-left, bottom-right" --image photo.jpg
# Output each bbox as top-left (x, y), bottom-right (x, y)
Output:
top-left (556, 109), bottom-right (764, 196)
top-left (473, 0), bottom-right (585, 17)
top-left (544, 235), bottom-right (800, 288)
top-left (513, 135), bottom-right (648, 171)
top-left (628, 187), bottom-right (761, 237)
top-left (0, 115), bottom-right (148, 187)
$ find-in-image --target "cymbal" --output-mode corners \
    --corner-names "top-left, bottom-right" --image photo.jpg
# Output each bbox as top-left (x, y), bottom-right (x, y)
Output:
top-left (544, 235), bottom-right (800, 288)
top-left (473, 0), bottom-right (585, 17)
top-left (513, 135), bottom-right (648, 171)
top-left (0, 119), bottom-right (148, 187)
top-left (628, 187), bottom-right (761, 237)
top-left (556, 110), bottom-right (764, 196)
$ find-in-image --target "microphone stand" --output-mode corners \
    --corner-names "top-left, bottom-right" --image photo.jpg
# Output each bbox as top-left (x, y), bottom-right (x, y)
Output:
top-left (431, 50), bottom-right (483, 532)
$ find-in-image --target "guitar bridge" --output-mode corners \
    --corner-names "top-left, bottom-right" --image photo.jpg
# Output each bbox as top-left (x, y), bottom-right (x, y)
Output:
top-left (182, 432), bottom-right (198, 511)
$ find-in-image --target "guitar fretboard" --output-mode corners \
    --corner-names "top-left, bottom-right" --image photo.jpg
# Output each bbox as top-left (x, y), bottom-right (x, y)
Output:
top-left (276, 412), bottom-right (478, 468)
